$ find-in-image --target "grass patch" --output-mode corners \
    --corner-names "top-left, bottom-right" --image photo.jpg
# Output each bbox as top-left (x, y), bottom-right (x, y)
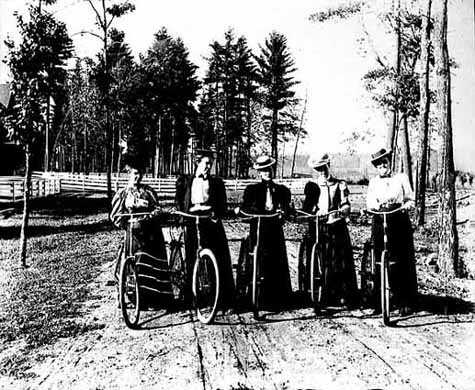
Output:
top-left (0, 207), bottom-right (118, 377)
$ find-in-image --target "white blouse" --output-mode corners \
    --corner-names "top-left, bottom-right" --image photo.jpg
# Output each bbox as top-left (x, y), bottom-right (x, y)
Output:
top-left (366, 173), bottom-right (415, 210)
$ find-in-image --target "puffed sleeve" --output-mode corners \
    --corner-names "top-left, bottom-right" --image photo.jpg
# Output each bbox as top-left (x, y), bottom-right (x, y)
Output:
top-left (241, 184), bottom-right (257, 213)
top-left (366, 178), bottom-right (379, 211)
top-left (146, 185), bottom-right (160, 209)
top-left (338, 180), bottom-right (351, 215)
top-left (282, 185), bottom-right (292, 216)
top-left (400, 173), bottom-right (415, 207)
top-left (110, 188), bottom-right (126, 229)
top-left (214, 178), bottom-right (227, 218)
top-left (303, 181), bottom-right (317, 213)
top-left (175, 175), bottom-right (186, 211)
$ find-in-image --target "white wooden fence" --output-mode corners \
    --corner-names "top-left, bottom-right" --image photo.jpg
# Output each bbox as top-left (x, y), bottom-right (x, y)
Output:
top-left (36, 172), bottom-right (310, 196)
top-left (0, 176), bottom-right (61, 202)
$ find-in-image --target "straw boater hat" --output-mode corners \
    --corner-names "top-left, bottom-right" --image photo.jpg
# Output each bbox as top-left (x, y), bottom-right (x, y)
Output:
top-left (253, 155), bottom-right (276, 170)
top-left (370, 148), bottom-right (392, 166)
top-left (194, 148), bottom-right (217, 162)
top-left (307, 153), bottom-right (331, 169)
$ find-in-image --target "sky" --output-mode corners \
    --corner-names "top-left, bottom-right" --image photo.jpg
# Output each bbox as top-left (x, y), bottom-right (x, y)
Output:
top-left (1, 0), bottom-right (474, 171)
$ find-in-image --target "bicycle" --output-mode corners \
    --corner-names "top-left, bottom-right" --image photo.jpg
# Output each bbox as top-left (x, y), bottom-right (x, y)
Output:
top-left (170, 210), bottom-right (221, 324)
top-left (116, 211), bottom-right (173, 329)
top-left (296, 209), bottom-right (340, 313)
top-left (236, 209), bottom-right (282, 320)
top-left (361, 206), bottom-right (404, 326)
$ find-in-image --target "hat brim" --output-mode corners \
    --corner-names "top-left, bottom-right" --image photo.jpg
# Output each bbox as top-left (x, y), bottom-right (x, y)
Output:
top-left (253, 158), bottom-right (276, 170)
top-left (371, 151), bottom-right (392, 166)
top-left (309, 160), bottom-right (330, 169)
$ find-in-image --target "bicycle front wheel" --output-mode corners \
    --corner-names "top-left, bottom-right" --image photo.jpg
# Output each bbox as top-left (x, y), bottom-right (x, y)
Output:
top-left (192, 249), bottom-right (220, 324)
top-left (119, 256), bottom-right (140, 329)
top-left (310, 244), bottom-right (325, 313)
top-left (380, 250), bottom-right (390, 326)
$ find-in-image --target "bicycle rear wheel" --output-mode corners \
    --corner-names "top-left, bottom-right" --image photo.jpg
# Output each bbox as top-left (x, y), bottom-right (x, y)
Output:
top-left (192, 249), bottom-right (220, 324)
top-left (380, 250), bottom-right (390, 326)
top-left (251, 246), bottom-right (262, 320)
top-left (297, 238), bottom-right (308, 293)
top-left (310, 244), bottom-right (325, 313)
top-left (119, 256), bottom-right (140, 329)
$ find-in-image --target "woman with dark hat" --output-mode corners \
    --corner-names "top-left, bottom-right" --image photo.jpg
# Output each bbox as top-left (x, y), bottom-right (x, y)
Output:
top-left (302, 153), bottom-right (357, 306)
top-left (238, 155), bottom-right (293, 308)
top-left (366, 148), bottom-right (417, 314)
top-left (110, 153), bottom-right (171, 304)
top-left (175, 149), bottom-right (235, 309)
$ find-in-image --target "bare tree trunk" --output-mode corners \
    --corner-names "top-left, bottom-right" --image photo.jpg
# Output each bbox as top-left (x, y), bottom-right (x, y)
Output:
top-left (291, 92), bottom-right (307, 178)
top-left (433, 0), bottom-right (459, 276)
top-left (44, 96), bottom-right (50, 171)
top-left (416, 0), bottom-right (432, 226)
top-left (20, 143), bottom-right (32, 268)
top-left (271, 108), bottom-right (278, 174)
top-left (400, 115), bottom-right (413, 186)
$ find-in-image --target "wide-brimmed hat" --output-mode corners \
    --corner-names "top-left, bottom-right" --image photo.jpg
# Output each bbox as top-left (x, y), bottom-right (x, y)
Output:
top-left (308, 153), bottom-right (330, 169)
top-left (123, 152), bottom-right (146, 172)
top-left (253, 155), bottom-right (276, 170)
top-left (370, 148), bottom-right (392, 166)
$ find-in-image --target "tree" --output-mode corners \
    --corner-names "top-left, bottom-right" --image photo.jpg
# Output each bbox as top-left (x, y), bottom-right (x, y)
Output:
top-left (83, 0), bottom-right (135, 203)
top-left (139, 27), bottom-right (199, 176)
top-left (432, 0), bottom-right (459, 276)
top-left (255, 32), bottom-right (298, 168)
top-left (415, 0), bottom-right (432, 226)
top-left (5, 4), bottom-right (72, 266)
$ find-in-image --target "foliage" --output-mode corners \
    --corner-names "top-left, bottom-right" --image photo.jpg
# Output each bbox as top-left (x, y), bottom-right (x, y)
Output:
top-left (309, 1), bottom-right (366, 23)
top-left (255, 31), bottom-right (299, 164)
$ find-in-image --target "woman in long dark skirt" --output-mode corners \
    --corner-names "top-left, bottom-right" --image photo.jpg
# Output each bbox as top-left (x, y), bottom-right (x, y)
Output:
top-left (302, 153), bottom-right (357, 306)
top-left (366, 148), bottom-right (418, 315)
top-left (239, 155), bottom-right (293, 308)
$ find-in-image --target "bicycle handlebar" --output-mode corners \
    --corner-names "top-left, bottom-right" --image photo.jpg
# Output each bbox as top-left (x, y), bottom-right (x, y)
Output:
top-left (362, 207), bottom-right (405, 216)
top-left (116, 212), bottom-right (154, 218)
top-left (296, 209), bottom-right (340, 219)
top-left (237, 210), bottom-right (282, 219)
top-left (171, 210), bottom-right (213, 219)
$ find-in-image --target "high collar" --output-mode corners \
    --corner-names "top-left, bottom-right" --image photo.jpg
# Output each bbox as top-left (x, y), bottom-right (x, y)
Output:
top-left (316, 175), bottom-right (336, 186)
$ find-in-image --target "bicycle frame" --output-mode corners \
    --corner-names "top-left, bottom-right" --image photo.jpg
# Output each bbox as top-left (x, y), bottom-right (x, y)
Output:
top-left (296, 209), bottom-right (340, 309)
top-left (363, 207), bottom-right (404, 325)
top-left (237, 210), bottom-right (281, 319)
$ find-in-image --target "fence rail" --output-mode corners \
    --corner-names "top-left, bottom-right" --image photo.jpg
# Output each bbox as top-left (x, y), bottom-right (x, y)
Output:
top-left (35, 171), bottom-right (312, 196)
top-left (0, 176), bottom-right (61, 202)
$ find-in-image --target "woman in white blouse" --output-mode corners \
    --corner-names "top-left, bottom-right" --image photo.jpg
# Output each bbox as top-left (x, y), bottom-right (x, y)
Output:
top-left (366, 148), bottom-right (418, 315)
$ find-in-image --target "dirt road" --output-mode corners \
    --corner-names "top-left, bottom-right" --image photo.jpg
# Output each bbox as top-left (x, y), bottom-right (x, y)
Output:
top-left (1, 218), bottom-right (474, 390)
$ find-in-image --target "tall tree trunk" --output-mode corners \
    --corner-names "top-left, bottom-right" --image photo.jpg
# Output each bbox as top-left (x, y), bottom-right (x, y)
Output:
top-left (271, 108), bottom-right (278, 172)
top-left (388, 0), bottom-right (402, 157)
top-left (44, 96), bottom-right (50, 171)
top-left (154, 116), bottom-right (161, 178)
top-left (291, 92), bottom-right (308, 178)
top-left (433, 0), bottom-right (459, 276)
top-left (20, 143), bottom-right (32, 268)
top-left (400, 115), bottom-right (413, 186)
top-left (416, 0), bottom-right (432, 226)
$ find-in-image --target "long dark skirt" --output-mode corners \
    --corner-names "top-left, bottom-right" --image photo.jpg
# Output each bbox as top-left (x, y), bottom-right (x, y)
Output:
top-left (127, 218), bottom-right (172, 306)
top-left (244, 218), bottom-right (293, 307)
top-left (184, 219), bottom-right (235, 308)
top-left (371, 211), bottom-right (418, 307)
top-left (303, 219), bottom-right (357, 305)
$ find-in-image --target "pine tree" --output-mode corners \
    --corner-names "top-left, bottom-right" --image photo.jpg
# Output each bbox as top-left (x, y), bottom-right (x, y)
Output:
top-left (255, 32), bottom-right (298, 167)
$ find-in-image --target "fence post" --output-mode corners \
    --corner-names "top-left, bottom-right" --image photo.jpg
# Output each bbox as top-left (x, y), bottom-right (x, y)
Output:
top-left (12, 181), bottom-right (16, 202)
top-left (234, 178), bottom-right (238, 192)
top-left (82, 173), bottom-right (85, 193)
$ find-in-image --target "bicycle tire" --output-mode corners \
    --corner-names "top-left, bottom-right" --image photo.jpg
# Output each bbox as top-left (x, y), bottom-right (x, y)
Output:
top-left (310, 244), bottom-right (325, 313)
top-left (120, 256), bottom-right (140, 329)
top-left (192, 249), bottom-right (220, 324)
top-left (252, 246), bottom-right (260, 320)
top-left (297, 238), bottom-right (307, 293)
top-left (381, 250), bottom-right (390, 326)
top-left (360, 241), bottom-right (376, 305)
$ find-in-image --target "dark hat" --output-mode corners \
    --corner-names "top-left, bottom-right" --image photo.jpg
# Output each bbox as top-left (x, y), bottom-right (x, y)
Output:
top-left (123, 152), bottom-right (146, 172)
top-left (307, 153), bottom-right (331, 169)
top-left (253, 155), bottom-right (276, 170)
top-left (370, 148), bottom-right (392, 166)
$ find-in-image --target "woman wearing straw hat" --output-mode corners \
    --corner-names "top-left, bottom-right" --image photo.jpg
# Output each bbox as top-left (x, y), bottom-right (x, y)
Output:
top-left (366, 148), bottom-right (417, 315)
top-left (302, 153), bottom-right (357, 307)
top-left (238, 155), bottom-right (293, 308)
